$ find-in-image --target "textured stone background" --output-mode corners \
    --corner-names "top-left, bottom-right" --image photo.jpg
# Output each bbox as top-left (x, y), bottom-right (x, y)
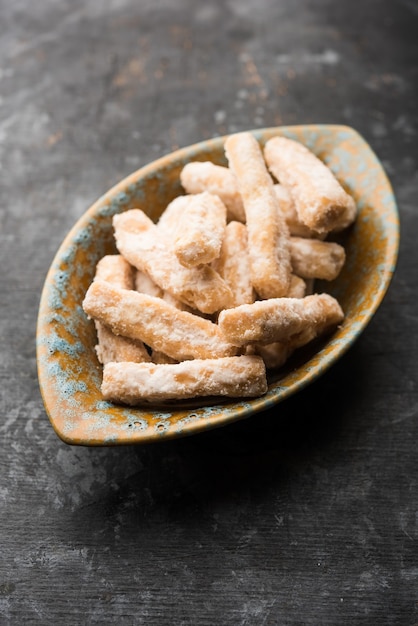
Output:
top-left (1, 1), bottom-right (417, 624)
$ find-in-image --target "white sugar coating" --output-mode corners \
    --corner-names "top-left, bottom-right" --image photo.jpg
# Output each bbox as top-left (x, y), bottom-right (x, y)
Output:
top-left (212, 220), bottom-right (255, 306)
top-left (134, 269), bottom-right (163, 297)
top-left (225, 132), bottom-right (291, 298)
top-left (265, 136), bottom-right (357, 233)
top-left (93, 254), bottom-right (149, 365)
top-left (218, 293), bottom-right (344, 346)
top-left (95, 323), bottom-right (151, 365)
top-left (174, 191), bottom-right (227, 267)
top-left (157, 194), bottom-right (192, 234)
top-left (95, 254), bottom-right (135, 289)
top-left (102, 356), bottom-right (267, 404)
top-left (113, 209), bottom-right (232, 313)
top-left (273, 184), bottom-right (322, 238)
top-left (83, 280), bottom-right (237, 361)
top-left (254, 341), bottom-right (291, 370)
top-left (289, 236), bottom-right (346, 280)
top-left (180, 161), bottom-right (246, 222)
top-left (135, 268), bottom-right (190, 311)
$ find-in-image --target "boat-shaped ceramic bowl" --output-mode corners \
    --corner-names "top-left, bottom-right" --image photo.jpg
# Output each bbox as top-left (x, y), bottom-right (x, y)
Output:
top-left (36, 125), bottom-right (399, 445)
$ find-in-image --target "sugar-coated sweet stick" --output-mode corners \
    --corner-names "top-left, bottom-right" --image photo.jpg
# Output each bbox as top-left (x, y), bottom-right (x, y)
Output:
top-left (180, 161), bottom-right (246, 222)
top-left (254, 318), bottom-right (331, 369)
top-left (253, 342), bottom-right (291, 370)
top-left (287, 274), bottom-right (307, 298)
top-left (161, 291), bottom-right (193, 311)
top-left (273, 184), bottom-right (322, 239)
top-left (134, 269), bottom-right (163, 298)
top-left (174, 191), bottom-right (227, 268)
top-left (95, 323), bottom-right (151, 365)
top-left (290, 237), bottom-right (346, 281)
top-left (264, 136), bottom-right (356, 233)
top-left (218, 293), bottom-right (344, 346)
top-left (95, 254), bottom-right (135, 289)
top-left (253, 275), bottom-right (305, 367)
top-left (134, 268), bottom-right (189, 361)
top-left (113, 209), bottom-right (233, 313)
top-left (212, 221), bottom-right (255, 306)
top-left (225, 132), bottom-right (291, 298)
top-left (253, 275), bottom-right (306, 367)
top-left (93, 255), bottom-right (150, 365)
top-left (255, 305), bottom-right (343, 370)
top-left (179, 160), bottom-right (321, 237)
top-left (102, 356), bottom-right (267, 404)
top-left (157, 195), bottom-right (192, 235)
top-left (83, 281), bottom-right (238, 361)
top-left (180, 161), bottom-right (323, 236)
top-left (135, 268), bottom-right (190, 312)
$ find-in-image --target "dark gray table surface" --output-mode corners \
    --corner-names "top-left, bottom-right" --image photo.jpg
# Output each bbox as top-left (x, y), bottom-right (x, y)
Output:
top-left (1, 1), bottom-right (417, 624)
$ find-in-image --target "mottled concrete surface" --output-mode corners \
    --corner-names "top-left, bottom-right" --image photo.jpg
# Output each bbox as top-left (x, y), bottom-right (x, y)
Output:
top-left (1, 1), bottom-right (417, 624)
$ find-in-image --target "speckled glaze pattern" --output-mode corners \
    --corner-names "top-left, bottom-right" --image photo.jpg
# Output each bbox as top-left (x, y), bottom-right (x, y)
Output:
top-left (36, 125), bottom-right (399, 445)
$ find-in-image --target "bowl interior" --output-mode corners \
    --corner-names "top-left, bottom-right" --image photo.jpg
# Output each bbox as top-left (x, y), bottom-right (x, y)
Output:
top-left (36, 125), bottom-right (399, 445)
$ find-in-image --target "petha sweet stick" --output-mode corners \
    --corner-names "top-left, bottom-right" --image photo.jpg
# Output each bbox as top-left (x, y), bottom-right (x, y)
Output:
top-left (180, 161), bottom-right (246, 222)
top-left (225, 132), bottom-right (291, 298)
top-left (218, 293), bottom-right (344, 346)
top-left (92, 255), bottom-right (150, 365)
top-left (212, 220), bottom-right (255, 306)
top-left (264, 136), bottom-right (356, 234)
top-left (289, 237), bottom-right (346, 281)
top-left (102, 356), bottom-right (267, 404)
top-left (113, 209), bottom-right (232, 314)
top-left (273, 184), bottom-right (322, 239)
top-left (173, 191), bottom-right (227, 268)
top-left (83, 280), bottom-right (238, 361)
top-left (180, 160), bottom-right (321, 237)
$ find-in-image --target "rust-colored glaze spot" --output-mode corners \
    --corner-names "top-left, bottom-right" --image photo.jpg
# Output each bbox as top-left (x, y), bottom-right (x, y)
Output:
top-left (36, 125), bottom-right (399, 446)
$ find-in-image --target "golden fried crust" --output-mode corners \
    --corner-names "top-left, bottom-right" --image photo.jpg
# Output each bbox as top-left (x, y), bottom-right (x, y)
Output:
top-left (289, 237), bottom-right (346, 281)
top-left (83, 281), bottom-right (238, 361)
top-left (225, 132), bottom-right (291, 298)
top-left (101, 356), bottom-right (267, 404)
top-left (180, 161), bottom-right (246, 222)
top-left (113, 209), bottom-right (233, 314)
top-left (174, 191), bottom-right (227, 268)
top-left (264, 136), bottom-right (357, 234)
top-left (218, 293), bottom-right (344, 346)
